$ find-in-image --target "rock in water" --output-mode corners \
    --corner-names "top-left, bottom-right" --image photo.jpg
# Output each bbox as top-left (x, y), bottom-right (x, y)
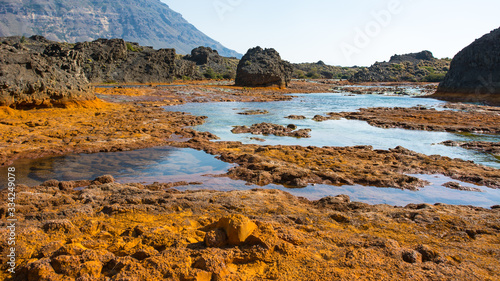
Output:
top-left (235, 47), bottom-right (293, 88)
top-left (433, 27), bottom-right (500, 105)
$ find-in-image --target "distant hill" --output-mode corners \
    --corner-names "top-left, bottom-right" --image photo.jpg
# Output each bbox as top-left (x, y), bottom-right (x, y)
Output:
top-left (350, 51), bottom-right (451, 83)
top-left (0, 0), bottom-right (241, 58)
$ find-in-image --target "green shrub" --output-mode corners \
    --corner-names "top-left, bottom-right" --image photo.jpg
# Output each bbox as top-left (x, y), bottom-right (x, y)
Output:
top-left (423, 73), bottom-right (446, 82)
top-left (126, 42), bottom-right (139, 52)
top-left (203, 67), bottom-right (223, 80)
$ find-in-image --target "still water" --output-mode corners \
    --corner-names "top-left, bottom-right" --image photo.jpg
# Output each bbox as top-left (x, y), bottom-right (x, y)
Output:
top-left (2, 93), bottom-right (499, 207)
top-left (165, 93), bottom-right (500, 168)
top-left (1, 147), bottom-right (499, 207)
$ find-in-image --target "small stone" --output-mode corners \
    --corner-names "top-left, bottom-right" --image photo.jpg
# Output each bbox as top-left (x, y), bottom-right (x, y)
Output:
top-left (402, 249), bottom-right (421, 264)
top-left (216, 215), bottom-right (257, 246)
top-left (92, 175), bottom-right (115, 184)
top-left (41, 179), bottom-right (59, 187)
top-left (204, 229), bottom-right (228, 248)
top-left (59, 181), bottom-right (75, 191)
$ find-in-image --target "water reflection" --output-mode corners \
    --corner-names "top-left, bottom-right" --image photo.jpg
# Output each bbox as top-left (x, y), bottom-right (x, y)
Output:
top-left (165, 93), bottom-right (500, 168)
top-left (0, 147), bottom-right (232, 188)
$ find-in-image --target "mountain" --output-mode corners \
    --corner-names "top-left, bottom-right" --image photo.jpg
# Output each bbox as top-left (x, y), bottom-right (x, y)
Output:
top-left (0, 0), bottom-right (241, 58)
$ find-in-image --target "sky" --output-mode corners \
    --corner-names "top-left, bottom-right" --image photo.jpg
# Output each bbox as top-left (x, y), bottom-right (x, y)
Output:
top-left (163, 0), bottom-right (500, 66)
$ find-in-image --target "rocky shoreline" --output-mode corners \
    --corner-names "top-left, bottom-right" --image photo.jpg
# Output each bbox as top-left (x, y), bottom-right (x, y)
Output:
top-left (1, 178), bottom-right (499, 280)
top-left (0, 80), bottom-right (499, 280)
top-left (324, 106), bottom-right (500, 134)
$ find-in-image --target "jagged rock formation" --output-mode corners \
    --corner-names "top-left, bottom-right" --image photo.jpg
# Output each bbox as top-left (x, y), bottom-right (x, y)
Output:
top-left (0, 0), bottom-right (241, 58)
top-left (0, 36), bottom-right (94, 108)
top-left (182, 46), bottom-right (239, 80)
top-left (0, 35), bottom-right (199, 107)
top-left (74, 39), bottom-right (180, 83)
top-left (432, 27), bottom-right (500, 105)
top-left (350, 51), bottom-right (450, 82)
top-left (235, 47), bottom-right (293, 88)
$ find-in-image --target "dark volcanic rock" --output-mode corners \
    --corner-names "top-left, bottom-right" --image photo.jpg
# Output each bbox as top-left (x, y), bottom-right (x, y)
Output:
top-left (184, 46), bottom-right (223, 65)
top-left (74, 38), bottom-right (178, 83)
top-left (389, 51), bottom-right (435, 64)
top-left (0, 35), bottom-right (199, 107)
top-left (235, 47), bottom-right (293, 88)
top-left (433, 27), bottom-right (500, 105)
top-left (0, 36), bottom-right (94, 108)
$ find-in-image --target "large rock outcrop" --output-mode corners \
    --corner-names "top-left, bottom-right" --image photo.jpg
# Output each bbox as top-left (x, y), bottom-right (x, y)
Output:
top-left (0, 36), bottom-right (94, 108)
top-left (73, 38), bottom-right (179, 83)
top-left (0, 35), bottom-right (195, 108)
top-left (432, 27), bottom-right (500, 105)
top-left (235, 47), bottom-right (293, 88)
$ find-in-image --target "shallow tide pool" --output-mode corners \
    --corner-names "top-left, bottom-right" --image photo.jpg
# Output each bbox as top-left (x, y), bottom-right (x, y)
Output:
top-left (3, 93), bottom-right (499, 207)
top-left (165, 93), bottom-right (500, 168)
top-left (2, 147), bottom-right (499, 208)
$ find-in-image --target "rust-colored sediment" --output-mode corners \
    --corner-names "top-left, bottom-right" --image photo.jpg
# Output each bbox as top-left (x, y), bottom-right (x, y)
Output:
top-left (0, 99), bottom-right (211, 167)
top-left (0, 180), bottom-right (498, 280)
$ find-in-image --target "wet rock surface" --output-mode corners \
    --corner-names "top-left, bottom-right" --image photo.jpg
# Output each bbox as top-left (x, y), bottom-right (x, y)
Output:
top-left (440, 141), bottom-right (500, 156)
top-left (329, 106), bottom-right (500, 134)
top-left (433, 27), bottom-right (500, 105)
top-left (176, 140), bottom-right (500, 190)
top-left (1, 181), bottom-right (499, 280)
top-left (0, 99), bottom-right (213, 167)
top-left (442, 182), bottom-right (483, 192)
top-left (235, 47), bottom-right (293, 88)
top-left (237, 109), bottom-right (269, 115)
top-left (231, 123), bottom-right (312, 138)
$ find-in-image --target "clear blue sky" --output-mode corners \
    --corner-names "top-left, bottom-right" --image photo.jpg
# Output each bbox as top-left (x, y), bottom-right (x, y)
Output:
top-left (163, 0), bottom-right (499, 66)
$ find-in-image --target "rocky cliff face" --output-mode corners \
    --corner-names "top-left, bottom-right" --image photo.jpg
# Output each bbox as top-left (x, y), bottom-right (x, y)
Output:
top-left (350, 51), bottom-right (450, 83)
top-left (433, 28), bottom-right (500, 105)
top-left (0, 0), bottom-right (241, 58)
top-left (235, 47), bottom-right (293, 88)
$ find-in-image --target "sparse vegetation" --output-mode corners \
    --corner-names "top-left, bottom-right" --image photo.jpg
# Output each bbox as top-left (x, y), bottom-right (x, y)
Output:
top-left (126, 42), bottom-right (140, 52)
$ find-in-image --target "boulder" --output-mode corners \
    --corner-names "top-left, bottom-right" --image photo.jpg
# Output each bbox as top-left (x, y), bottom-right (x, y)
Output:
top-left (215, 215), bottom-right (257, 246)
top-left (433, 27), bottom-right (500, 105)
top-left (235, 47), bottom-right (293, 88)
top-left (184, 46), bottom-right (223, 65)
